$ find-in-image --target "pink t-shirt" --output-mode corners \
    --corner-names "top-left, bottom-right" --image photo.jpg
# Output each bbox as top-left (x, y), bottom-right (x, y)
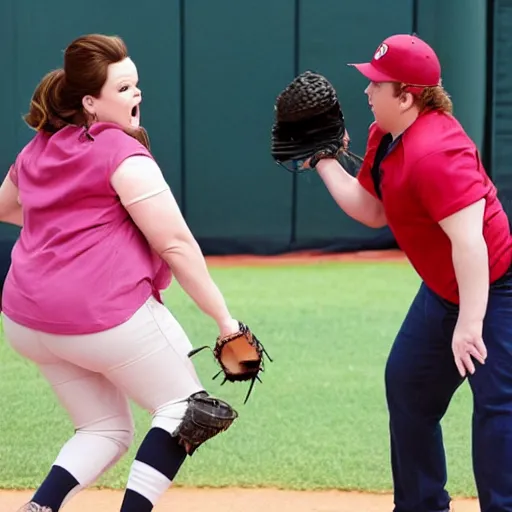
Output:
top-left (2, 122), bottom-right (172, 334)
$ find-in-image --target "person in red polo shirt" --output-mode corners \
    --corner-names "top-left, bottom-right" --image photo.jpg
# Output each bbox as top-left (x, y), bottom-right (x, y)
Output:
top-left (307, 34), bottom-right (512, 512)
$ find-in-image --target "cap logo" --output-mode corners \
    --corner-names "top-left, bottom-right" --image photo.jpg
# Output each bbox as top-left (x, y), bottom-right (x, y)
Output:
top-left (374, 43), bottom-right (388, 60)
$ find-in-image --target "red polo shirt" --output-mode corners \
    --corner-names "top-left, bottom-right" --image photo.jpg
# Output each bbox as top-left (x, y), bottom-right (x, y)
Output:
top-left (357, 109), bottom-right (512, 304)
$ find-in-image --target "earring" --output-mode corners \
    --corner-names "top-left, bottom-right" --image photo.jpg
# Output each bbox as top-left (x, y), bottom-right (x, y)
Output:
top-left (82, 111), bottom-right (98, 142)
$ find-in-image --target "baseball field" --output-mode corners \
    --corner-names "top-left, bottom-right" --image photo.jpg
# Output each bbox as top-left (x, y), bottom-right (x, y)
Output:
top-left (0, 250), bottom-right (482, 511)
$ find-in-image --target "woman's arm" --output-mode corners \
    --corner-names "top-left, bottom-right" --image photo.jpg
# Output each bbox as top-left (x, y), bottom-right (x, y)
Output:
top-left (0, 171), bottom-right (22, 227)
top-left (110, 155), bottom-right (238, 336)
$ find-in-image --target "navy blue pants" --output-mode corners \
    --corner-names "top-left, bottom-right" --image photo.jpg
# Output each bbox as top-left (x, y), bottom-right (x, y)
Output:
top-left (385, 268), bottom-right (512, 512)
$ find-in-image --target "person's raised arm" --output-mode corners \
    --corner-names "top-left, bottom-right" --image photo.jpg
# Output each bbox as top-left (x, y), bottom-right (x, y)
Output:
top-left (315, 157), bottom-right (386, 228)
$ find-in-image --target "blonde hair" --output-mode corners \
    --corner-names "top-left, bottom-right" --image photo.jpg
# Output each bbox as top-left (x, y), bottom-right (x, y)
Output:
top-left (393, 80), bottom-right (453, 114)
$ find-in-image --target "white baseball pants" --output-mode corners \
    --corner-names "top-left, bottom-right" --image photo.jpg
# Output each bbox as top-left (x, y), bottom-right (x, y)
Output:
top-left (2, 295), bottom-right (205, 489)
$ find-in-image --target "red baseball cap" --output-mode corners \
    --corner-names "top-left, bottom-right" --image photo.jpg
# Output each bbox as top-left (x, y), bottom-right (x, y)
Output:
top-left (349, 34), bottom-right (441, 88)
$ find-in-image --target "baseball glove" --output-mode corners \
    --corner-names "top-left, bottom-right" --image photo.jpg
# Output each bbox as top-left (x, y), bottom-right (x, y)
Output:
top-left (189, 322), bottom-right (272, 404)
top-left (337, 148), bottom-right (364, 177)
top-left (172, 391), bottom-right (238, 456)
top-left (271, 70), bottom-right (350, 172)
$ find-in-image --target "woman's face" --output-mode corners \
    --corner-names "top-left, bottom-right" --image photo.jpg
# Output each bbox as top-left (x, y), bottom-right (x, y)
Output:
top-left (83, 57), bottom-right (142, 130)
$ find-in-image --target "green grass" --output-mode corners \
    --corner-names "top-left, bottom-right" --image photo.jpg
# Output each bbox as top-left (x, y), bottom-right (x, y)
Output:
top-left (0, 261), bottom-right (477, 496)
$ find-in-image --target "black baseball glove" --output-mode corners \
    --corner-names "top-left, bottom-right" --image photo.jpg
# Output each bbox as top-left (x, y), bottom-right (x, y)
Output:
top-left (271, 70), bottom-right (349, 172)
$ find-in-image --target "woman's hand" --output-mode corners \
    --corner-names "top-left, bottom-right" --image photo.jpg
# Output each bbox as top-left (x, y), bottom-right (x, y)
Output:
top-left (217, 318), bottom-right (241, 338)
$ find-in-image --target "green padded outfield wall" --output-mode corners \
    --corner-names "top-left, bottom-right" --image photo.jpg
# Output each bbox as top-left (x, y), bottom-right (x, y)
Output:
top-left (182, 0), bottom-right (296, 254)
top-left (0, 1), bottom-right (21, 243)
top-left (416, 0), bottom-right (487, 153)
top-left (294, 0), bottom-right (412, 252)
top-left (489, 0), bottom-right (512, 219)
top-left (0, 0), bottom-right (184, 244)
top-left (0, 0), bottom-right (490, 255)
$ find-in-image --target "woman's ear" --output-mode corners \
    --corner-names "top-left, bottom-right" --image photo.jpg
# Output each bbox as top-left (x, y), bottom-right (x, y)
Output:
top-left (82, 95), bottom-right (95, 115)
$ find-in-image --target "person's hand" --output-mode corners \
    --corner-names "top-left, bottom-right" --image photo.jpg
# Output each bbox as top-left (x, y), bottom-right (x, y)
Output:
top-left (302, 156), bottom-right (337, 172)
top-left (217, 318), bottom-right (241, 338)
top-left (452, 319), bottom-right (487, 377)
top-left (342, 129), bottom-right (350, 149)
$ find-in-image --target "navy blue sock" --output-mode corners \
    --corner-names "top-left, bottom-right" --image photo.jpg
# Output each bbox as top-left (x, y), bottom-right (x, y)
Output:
top-left (32, 465), bottom-right (79, 511)
top-left (120, 427), bottom-right (187, 511)
top-left (121, 490), bottom-right (154, 511)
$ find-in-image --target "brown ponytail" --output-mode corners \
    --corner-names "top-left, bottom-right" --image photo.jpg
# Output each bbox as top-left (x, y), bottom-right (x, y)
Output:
top-left (24, 68), bottom-right (80, 133)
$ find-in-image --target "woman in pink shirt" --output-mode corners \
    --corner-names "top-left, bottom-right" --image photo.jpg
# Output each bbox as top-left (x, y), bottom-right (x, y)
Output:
top-left (0, 34), bottom-right (247, 512)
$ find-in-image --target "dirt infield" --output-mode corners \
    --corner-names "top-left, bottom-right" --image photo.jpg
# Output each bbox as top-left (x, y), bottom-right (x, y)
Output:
top-left (0, 488), bottom-right (480, 511)
top-left (206, 249), bottom-right (408, 266)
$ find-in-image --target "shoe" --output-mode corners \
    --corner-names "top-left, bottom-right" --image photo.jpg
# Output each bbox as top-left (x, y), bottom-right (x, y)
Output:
top-left (17, 503), bottom-right (52, 512)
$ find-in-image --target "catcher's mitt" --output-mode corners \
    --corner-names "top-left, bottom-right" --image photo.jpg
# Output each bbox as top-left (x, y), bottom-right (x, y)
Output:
top-left (271, 71), bottom-right (345, 171)
top-left (271, 70), bottom-right (359, 173)
top-left (172, 391), bottom-right (238, 456)
top-left (189, 322), bottom-right (272, 404)
top-left (337, 148), bottom-right (364, 177)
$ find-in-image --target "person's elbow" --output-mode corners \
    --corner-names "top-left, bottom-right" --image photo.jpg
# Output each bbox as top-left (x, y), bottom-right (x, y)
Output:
top-left (352, 181), bottom-right (387, 228)
top-left (362, 204), bottom-right (387, 229)
top-left (159, 232), bottom-right (201, 259)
